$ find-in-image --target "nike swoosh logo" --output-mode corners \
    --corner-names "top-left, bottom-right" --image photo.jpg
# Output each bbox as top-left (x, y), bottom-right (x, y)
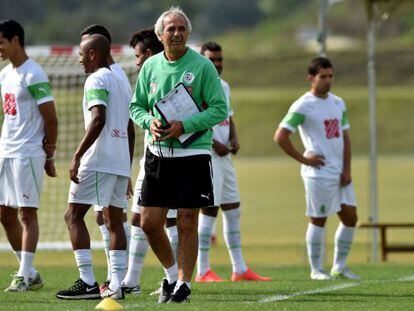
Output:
top-left (86, 286), bottom-right (98, 292)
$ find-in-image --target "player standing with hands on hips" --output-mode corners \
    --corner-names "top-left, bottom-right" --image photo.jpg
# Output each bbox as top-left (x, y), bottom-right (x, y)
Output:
top-left (274, 57), bottom-right (360, 281)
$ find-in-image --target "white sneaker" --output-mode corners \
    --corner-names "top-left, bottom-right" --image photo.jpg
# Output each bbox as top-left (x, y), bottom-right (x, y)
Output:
top-left (101, 286), bottom-right (125, 300)
top-left (331, 267), bottom-right (361, 280)
top-left (310, 269), bottom-right (331, 280)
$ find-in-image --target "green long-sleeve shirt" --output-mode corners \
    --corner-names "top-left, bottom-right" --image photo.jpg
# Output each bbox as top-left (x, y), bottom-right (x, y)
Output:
top-left (129, 48), bottom-right (227, 151)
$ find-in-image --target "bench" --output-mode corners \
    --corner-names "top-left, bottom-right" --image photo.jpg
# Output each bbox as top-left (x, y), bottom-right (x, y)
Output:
top-left (358, 222), bottom-right (414, 261)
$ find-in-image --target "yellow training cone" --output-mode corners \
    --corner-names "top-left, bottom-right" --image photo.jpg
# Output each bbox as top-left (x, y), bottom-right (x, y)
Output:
top-left (95, 298), bottom-right (123, 310)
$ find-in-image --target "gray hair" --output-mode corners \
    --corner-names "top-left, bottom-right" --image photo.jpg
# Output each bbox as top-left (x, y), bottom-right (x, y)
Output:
top-left (154, 6), bottom-right (192, 37)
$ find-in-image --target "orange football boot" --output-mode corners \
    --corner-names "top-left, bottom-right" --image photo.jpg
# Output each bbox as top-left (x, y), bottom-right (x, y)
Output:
top-left (231, 268), bottom-right (271, 282)
top-left (195, 269), bottom-right (225, 282)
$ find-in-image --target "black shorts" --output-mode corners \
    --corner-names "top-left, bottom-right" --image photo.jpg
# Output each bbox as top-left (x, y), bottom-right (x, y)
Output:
top-left (139, 149), bottom-right (214, 208)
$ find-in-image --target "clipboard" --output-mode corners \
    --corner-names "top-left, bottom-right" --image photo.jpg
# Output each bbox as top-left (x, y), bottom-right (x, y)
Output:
top-left (154, 83), bottom-right (206, 148)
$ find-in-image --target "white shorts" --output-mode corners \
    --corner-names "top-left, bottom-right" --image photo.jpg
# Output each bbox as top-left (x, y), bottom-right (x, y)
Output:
top-left (212, 153), bottom-right (240, 206)
top-left (303, 177), bottom-right (357, 218)
top-left (0, 157), bottom-right (45, 208)
top-left (93, 202), bottom-right (128, 213)
top-left (68, 170), bottom-right (128, 209)
top-left (131, 161), bottom-right (177, 219)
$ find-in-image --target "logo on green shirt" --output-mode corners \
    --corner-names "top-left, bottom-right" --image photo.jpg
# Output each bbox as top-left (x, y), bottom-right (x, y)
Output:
top-left (150, 82), bottom-right (157, 94)
top-left (183, 72), bottom-right (195, 84)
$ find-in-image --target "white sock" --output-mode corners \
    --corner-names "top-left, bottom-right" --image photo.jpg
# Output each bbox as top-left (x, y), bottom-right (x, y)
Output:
top-left (99, 224), bottom-right (111, 281)
top-left (197, 214), bottom-right (216, 275)
top-left (16, 251), bottom-right (34, 285)
top-left (174, 279), bottom-right (190, 293)
top-left (14, 250), bottom-right (36, 278)
top-left (211, 219), bottom-right (217, 237)
top-left (123, 221), bottom-right (131, 278)
top-left (332, 223), bottom-right (355, 272)
top-left (108, 250), bottom-right (127, 291)
top-left (123, 221), bottom-right (131, 254)
top-left (122, 225), bottom-right (148, 287)
top-left (164, 262), bottom-right (178, 284)
top-left (222, 208), bottom-right (247, 274)
top-left (166, 225), bottom-right (178, 260)
top-left (74, 249), bottom-right (95, 286)
top-left (306, 223), bottom-right (325, 272)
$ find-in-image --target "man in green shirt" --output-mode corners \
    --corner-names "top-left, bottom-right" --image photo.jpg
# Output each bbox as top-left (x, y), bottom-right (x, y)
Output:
top-left (129, 7), bottom-right (227, 303)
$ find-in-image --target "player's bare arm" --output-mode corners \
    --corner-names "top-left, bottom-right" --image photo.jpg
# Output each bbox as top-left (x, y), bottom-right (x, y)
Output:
top-left (229, 116), bottom-right (240, 154)
top-left (274, 127), bottom-right (325, 168)
top-left (213, 139), bottom-right (230, 156)
top-left (38, 101), bottom-right (58, 177)
top-left (341, 129), bottom-right (352, 186)
top-left (70, 105), bottom-right (106, 183)
top-left (127, 118), bottom-right (135, 198)
top-left (127, 118), bottom-right (135, 166)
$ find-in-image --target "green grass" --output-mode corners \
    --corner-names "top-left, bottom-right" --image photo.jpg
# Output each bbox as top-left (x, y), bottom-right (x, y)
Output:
top-left (0, 263), bottom-right (413, 310)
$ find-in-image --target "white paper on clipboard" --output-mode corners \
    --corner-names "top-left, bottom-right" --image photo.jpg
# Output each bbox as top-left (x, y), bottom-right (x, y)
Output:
top-left (154, 83), bottom-right (201, 145)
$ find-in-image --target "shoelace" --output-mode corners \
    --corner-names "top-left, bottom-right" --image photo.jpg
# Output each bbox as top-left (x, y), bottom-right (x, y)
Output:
top-left (10, 275), bottom-right (24, 286)
top-left (68, 279), bottom-right (84, 291)
top-left (149, 286), bottom-right (162, 296)
top-left (150, 280), bottom-right (169, 296)
top-left (10, 271), bottom-right (18, 278)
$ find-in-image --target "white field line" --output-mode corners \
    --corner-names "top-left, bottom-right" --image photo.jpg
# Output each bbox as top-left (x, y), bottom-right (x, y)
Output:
top-left (259, 282), bottom-right (360, 303)
top-left (397, 275), bottom-right (414, 282)
top-left (119, 275), bottom-right (414, 308)
top-left (258, 274), bottom-right (414, 304)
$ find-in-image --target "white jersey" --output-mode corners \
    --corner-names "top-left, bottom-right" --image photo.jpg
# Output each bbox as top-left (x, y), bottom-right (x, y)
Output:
top-left (79, 67), bottom-right (131, 177)
top-left (280, 91), bottom-right (350, 179)
top-left (0, 59), bottom-right (54, 158)
top-left (110, 63), bottom-right (132, 99)
top-left (212, 79), bottom-right (233, 145)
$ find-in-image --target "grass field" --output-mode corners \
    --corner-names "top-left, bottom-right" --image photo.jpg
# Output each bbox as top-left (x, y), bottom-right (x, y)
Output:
top-left (1, 156), bottom-right (414, 309)
top-left (0, 261), bottom-right (413, 310)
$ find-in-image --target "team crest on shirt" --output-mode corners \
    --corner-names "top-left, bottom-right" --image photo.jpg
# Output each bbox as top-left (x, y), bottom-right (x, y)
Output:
top-left (324, 119), bottom-right (340, 139)
top-left (183, 72), bottom-right (195, 84)
top-left (150, 82), bottom-right (157, 94)
top-left (3, 93), bottom-right (17, 115)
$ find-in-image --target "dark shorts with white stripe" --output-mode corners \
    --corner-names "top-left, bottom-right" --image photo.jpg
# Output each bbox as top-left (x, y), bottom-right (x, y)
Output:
top-left (139, 149), bottom-right (214, 209)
